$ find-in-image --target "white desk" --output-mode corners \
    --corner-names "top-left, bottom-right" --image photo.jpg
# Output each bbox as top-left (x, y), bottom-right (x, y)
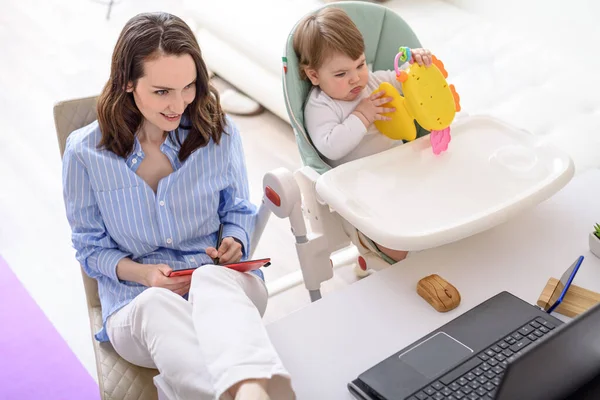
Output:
top-left (266, 169), bottom-right (600, 400)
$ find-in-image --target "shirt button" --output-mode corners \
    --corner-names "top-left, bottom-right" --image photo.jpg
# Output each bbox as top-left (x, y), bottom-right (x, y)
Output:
top-left (159, 200), bottom-right (165, 206)
top-left (137, 152), bottom-right (142, 157)
top-left (166, 238), bottom-right (173, 244)
top-left (132, 158), bottom-right (137, 164)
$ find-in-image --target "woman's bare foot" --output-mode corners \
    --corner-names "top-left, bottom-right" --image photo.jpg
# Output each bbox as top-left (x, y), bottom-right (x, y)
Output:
top-left (230, 379), bottom-right (270, 400)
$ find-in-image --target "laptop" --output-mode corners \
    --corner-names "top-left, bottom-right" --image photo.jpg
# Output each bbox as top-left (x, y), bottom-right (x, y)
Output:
top-left (348, 290), bottom-right (600, 400)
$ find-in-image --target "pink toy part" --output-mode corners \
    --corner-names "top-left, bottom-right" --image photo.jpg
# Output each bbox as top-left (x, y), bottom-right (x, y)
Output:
top-left (394, 52), bottom-right (402, 76)
top-left (394, 47), bottom-right (412, 76)
top-left (430, 127), bottom-right (451, 155)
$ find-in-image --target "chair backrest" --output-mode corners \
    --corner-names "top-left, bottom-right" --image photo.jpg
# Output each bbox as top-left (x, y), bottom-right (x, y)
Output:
top-left (282, 1), bottom-right (427, 174)
top-left (53, 95), bottom-right (101, 309)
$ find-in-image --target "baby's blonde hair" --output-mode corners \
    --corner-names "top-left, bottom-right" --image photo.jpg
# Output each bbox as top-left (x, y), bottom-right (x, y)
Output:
top-left (293, 7), bottom-right (365, 80)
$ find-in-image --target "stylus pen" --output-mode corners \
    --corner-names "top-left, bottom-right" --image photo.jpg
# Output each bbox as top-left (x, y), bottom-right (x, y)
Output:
top-left (214, 223), bottom-right (224, 265)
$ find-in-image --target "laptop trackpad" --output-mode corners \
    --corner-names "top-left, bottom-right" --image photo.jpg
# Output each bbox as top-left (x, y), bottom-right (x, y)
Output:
top-left (399, 332), bottom-right (473, 379)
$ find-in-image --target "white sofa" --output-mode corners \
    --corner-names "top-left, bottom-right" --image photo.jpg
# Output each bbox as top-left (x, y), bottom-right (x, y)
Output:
top-left (185, 0), bottom-right (600, 173)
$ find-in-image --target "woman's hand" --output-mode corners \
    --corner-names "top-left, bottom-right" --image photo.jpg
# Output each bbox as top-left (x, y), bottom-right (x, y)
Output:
top-left (411, 48), bottom-right (433, 67)
top-left (142, 264), bottom-right (192, 296)
top-left (206, 237), bottom-right (243, 265)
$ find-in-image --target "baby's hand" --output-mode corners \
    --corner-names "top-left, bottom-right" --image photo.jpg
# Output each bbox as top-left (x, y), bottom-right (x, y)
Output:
top-left (411, 48), bottom-right (432, 67)
top-left (352, 91), bottom-right (395, 128)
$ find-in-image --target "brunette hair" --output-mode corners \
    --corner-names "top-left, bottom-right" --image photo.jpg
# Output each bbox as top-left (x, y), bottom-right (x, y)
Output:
top-left (293, 7), bottom-right (364, 80)
top-left (97, 12), bottom-right (225, 161)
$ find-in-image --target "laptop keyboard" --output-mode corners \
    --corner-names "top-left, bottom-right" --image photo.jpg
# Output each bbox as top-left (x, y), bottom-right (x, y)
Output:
top-left (407, 317), bottom-right (556, 400)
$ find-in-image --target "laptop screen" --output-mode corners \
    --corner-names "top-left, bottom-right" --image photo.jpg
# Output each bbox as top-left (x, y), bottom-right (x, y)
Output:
top-left (497, 301), bottom-right (600, 400)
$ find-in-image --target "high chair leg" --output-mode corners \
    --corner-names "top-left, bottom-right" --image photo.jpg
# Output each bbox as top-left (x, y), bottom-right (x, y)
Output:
top-left (262, 168), bottom-right (335, 301)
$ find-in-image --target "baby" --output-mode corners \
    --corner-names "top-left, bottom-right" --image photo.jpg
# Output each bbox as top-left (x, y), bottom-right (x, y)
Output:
top-left (293, 7), bottom-right (432, 263)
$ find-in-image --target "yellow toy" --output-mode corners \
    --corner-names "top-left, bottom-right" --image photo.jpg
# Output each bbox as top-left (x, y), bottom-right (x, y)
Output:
top-left (373, 47), bottom-right (461, 155)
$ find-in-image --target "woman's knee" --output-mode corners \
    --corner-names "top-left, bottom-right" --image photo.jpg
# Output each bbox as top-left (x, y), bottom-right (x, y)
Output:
top-left (191, 263), bottom-right (224, 280)
top-left (191, 264), bottom-right (268, 315)
top-left (245, 273), bottom-right (268, 316)
top-left (191, 264), bottom-right (251, 291)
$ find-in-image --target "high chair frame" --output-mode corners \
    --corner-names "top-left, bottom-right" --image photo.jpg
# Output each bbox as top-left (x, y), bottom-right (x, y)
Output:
top-left (259, 1), bottom-right (429, 299)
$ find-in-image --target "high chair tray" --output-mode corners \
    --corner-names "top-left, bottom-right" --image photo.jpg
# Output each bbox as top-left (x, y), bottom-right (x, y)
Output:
top-left (315, 115), bottom-right (574, 251)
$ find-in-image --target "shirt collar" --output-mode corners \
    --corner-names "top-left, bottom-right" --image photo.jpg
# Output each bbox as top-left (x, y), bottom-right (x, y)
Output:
top-left (163, 130), bottom-right (181, 152)
top-left (125, 122), bottom-right (190, 171)
top-left (125, 137), bottom-right (145, 172)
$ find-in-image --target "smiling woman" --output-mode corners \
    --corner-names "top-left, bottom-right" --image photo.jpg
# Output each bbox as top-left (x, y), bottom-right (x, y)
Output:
top-left (131, 54), bottom-right (197, 126)
top-left (61, 12), bottom-right (294, 400)
top-left (97, 14), bottom-right (222, 164)
top-left (126, 53), bottom-right (199, 193)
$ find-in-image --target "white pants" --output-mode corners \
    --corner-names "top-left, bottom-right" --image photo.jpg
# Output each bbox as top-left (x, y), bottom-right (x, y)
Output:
top-left (105, 264), bottom-right (295, 400)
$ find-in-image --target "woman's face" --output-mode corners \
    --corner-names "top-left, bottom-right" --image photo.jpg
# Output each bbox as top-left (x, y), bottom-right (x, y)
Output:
top-left (128, 53), bottom-right (197, 134)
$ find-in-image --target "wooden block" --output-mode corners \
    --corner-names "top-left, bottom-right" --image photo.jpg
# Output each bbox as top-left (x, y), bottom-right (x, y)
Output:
top-left (537, 277), bottom-right (600, 318)
top-left (417, 274), bottom-right (461, 312)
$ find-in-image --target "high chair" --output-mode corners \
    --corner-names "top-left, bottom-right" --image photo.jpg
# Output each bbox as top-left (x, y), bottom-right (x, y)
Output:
top-left (275, 1), bottom-right (429, 284)
top-left (261, 1), bottom-right (575, 299)
top-left (53, 96), bottom-right (271, 400)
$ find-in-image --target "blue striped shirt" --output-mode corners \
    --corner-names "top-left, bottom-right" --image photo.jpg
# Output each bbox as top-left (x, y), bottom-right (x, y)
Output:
top-left (62, 116), bottom-right (259, 342)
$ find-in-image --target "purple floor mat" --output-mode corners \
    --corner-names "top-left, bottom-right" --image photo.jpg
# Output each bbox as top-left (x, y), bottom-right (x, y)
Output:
top-left (0, 255), bottom-right (100, 399)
